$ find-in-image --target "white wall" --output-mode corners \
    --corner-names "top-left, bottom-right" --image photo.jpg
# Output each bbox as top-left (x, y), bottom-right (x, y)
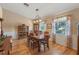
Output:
top-left (72, 34), bottom-right (77, 50)
top-left (56, 35), bottom-right (67, 47)
top-left (2, 8), bottom-right (33, 39)
top-left (0, 6), bottom-right (2, 18)
top-left (3, 26), bottom-right (17, 39)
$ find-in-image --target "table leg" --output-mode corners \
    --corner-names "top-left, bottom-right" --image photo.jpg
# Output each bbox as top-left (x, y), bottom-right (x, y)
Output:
top-left (38, 41), bottom-right (40, 52)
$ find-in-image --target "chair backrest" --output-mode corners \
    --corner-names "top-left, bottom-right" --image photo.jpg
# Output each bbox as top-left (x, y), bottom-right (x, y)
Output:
top-left (44, 35), bottom-right (50, 40)
top-left (44, 31), bottom-right (49, 35)
top-left (44, 35), bottom-right (50, 44)
top-left (30, 32), bottom-right (34, 36)
top-left (27, 35), bottom-right (31, 40)
top-left (44, 31), bottom-right (49, 37)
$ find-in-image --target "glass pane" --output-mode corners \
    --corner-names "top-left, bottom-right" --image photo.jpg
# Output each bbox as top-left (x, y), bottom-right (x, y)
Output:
top-left (55, 16), bottom-right (68, 35)
top-left (39, 22), bottom-right (46, 32)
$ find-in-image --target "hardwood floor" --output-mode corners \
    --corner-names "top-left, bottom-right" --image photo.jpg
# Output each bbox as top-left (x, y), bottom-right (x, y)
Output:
top-left (10, 39), bottom-right (77, 55)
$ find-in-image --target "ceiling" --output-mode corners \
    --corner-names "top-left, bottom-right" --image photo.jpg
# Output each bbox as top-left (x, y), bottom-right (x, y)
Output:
top-left (0, 3), bottom-right (79, 19)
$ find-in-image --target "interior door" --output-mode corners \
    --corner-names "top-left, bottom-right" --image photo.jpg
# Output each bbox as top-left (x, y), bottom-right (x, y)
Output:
top-left (77, 24), bottom-right (79, 54)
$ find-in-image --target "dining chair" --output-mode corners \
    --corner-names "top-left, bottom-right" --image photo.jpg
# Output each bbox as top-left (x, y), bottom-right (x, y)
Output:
top-left (40, 32), bottom-right (50, 52)
top-left (27, 32), bottom-right (34, 47)
top-left (30, 37), bottom-right (39, 51)
top-left (27, 35), bottom-right (31, 47)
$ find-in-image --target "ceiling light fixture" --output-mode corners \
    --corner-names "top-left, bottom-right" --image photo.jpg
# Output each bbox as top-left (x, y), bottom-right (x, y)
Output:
top-left (33, 8), bottom-right (42, 24)
top-left (24, 3), bottom-right (29, 7)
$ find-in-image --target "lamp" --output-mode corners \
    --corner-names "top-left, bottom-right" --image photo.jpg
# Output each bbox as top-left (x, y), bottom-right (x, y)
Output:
top-left (33, 8), bottom-right (42, 24)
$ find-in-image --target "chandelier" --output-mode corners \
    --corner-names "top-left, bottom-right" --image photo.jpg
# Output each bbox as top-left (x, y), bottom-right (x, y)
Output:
top-left (33, 9), bottom-right (42, 24)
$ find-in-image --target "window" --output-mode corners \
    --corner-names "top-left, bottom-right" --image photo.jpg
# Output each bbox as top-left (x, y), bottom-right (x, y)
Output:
top-left (53, 16), bottom-right (70, 35)
top-left (39, 22), bottom-right (46, 32)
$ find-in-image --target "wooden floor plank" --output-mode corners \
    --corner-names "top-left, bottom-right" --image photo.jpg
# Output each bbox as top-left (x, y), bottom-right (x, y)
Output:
top-left (9, 39), bottom-right (77, 55)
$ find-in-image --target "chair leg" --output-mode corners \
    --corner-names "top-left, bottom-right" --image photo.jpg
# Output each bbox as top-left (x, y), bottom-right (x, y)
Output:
top-left (8, 50), bottom-right (10, 55)
top-left (0, 50), bottom-right (4, 55)
top-left (47, 44), bottom-right (49, 49)
top-left (31, 42), bottom-right (33, 48)
top-left (44, 44), bottom-right (45, 52)
top-left (47, 42), bottom-right (49, 49)
top-left (27, 40), bottom-right (29, 47)
top-left (33, 44), bottom-right (34, 50)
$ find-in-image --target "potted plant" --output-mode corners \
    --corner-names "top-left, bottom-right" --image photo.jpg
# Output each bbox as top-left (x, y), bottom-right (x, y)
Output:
top-left (0, 35), bottom-right (7, 47)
